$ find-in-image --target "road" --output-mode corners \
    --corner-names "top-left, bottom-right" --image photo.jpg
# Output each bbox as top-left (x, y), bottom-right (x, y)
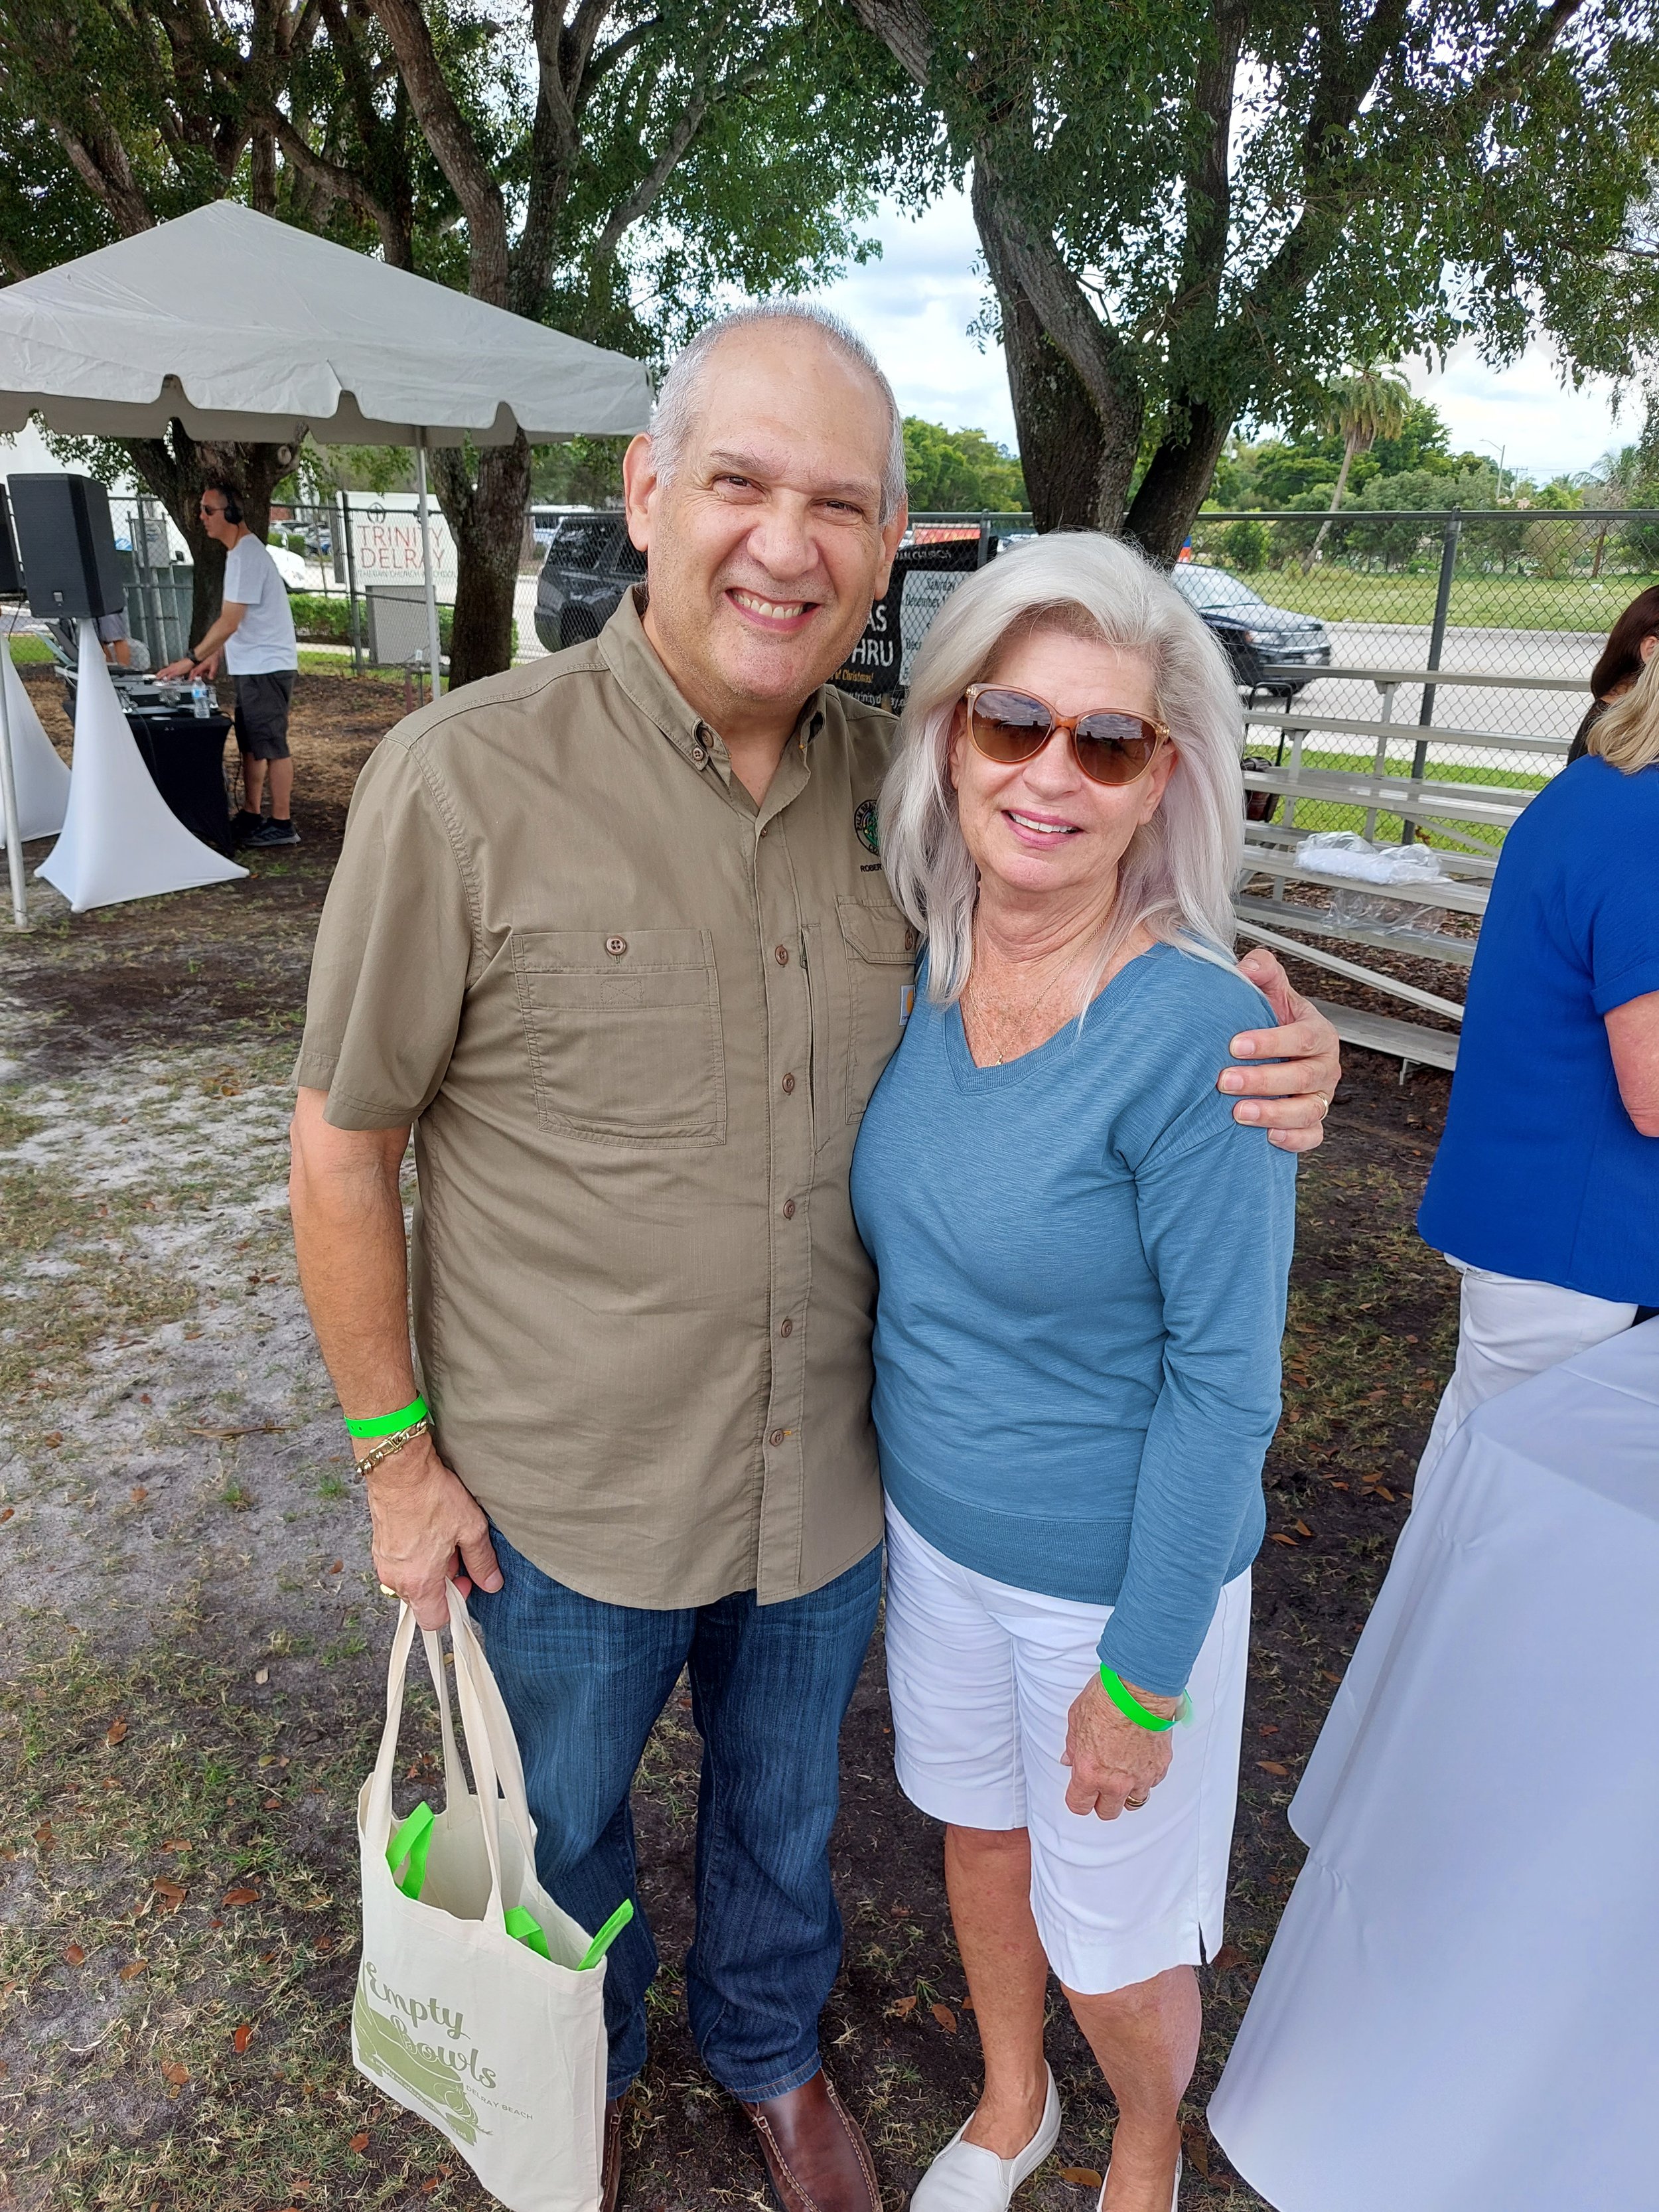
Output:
top-left (1286, 623), bottom-right (1595, 756)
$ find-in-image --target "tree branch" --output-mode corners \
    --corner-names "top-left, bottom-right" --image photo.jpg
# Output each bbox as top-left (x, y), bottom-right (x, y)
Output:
top-left (259, 109), bottom-right (413, 265)
top-left (591, 55), bottom-right (725, 263)
top-left (368, 0), bottom-right (510, 303)
top-left (844, 0), bottom-right (934, 89)
top-left (52, 119), bottom-right (156, 236)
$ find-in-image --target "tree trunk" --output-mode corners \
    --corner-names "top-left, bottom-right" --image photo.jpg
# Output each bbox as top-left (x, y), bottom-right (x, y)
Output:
top-left (995, 279), bottom-right (1108, 532)
top-left (431, 433), bottom-right (530, 689)
top-left (1123, 399), bottom-right (1234, 563)
top-left (122, 429), bottom-right (295, 643)
top-left (1303, 434), bottom-right (1358, 568)
top-left (972, 163), bottom-right (1141, 534)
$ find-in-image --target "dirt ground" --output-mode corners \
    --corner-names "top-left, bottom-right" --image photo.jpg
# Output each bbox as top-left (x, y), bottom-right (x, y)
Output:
top-left (0, 670), bottom-right (1459, 2212)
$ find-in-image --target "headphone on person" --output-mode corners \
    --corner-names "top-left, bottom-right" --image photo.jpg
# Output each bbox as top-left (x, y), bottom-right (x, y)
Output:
top-left (205, 482), bottom-right (244, 525)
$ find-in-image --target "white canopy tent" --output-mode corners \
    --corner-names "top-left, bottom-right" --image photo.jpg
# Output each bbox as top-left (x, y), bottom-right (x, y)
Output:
top-left (0, 200), bottom-right (653, 919)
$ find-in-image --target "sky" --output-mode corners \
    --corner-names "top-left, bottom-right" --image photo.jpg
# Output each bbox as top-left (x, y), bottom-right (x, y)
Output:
top-left (818, 186), bottom-right (1638, 485)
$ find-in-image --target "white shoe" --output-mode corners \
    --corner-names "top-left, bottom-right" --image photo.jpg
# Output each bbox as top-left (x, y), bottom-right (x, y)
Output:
top-left (911, 2067), bottom-right (1062, 2212)
top-left (1096, 2151), bottom-right (1181, 2211)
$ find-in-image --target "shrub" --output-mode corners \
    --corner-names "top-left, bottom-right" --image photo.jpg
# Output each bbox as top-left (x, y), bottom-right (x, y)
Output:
top-left (287, 592), bottom-right (352, 642)
top-left (1220, 518), bottom-right (1269, 572)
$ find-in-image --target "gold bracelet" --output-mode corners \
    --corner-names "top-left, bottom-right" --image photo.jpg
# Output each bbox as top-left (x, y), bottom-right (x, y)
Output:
top-left (352, 1416), bottom-right (431, 1478)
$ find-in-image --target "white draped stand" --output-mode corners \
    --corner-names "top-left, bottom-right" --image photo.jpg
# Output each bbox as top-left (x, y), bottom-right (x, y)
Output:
top-left (1210, 1317), bottom-right (1659, 2211)
top-left (3, 642), bottom-right (70, 840)
top-left (35, 621), bottom-right (246, 911)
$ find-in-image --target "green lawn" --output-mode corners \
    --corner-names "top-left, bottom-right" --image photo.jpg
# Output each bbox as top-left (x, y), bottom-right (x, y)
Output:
top-left (1210, 566), bottom-right (1659, 634)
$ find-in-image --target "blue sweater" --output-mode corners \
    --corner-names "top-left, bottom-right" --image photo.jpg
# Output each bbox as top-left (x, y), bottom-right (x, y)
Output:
top-left (850, 942), bottom-right (1297, 1696)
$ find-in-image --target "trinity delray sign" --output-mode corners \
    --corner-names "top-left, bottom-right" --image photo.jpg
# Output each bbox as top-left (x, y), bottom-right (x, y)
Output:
top-left (351, 505), bottom-right (459, 591)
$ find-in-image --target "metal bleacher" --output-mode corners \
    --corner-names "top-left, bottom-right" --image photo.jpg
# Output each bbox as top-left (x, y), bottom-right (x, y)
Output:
top-left (1237, 662), bottom-right (1590, 1076)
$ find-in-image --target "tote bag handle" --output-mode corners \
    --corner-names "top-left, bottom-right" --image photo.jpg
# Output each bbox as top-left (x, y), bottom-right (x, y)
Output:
top-left (419, 1625), bottom-right (470, 1810)
top-left (365, 1589), bottom-right (512, 1933)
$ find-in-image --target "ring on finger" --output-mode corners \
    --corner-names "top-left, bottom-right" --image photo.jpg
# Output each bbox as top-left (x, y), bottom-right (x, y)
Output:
top-left (1314, 1092), bottom-right (1331, 1114)
top-left (1124, 1793), bottom-right (1149, 1811)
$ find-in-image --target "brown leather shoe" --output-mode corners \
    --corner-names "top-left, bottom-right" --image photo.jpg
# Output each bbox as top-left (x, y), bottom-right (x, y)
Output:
top-left (601, 2095), bottom-right (624, 2212)
top-left (741, 2071), bottom-right (881, 2212)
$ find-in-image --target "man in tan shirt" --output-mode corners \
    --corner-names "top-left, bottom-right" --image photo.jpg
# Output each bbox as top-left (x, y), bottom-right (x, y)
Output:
top-left (290, 305), bottom-right (1339, 2212)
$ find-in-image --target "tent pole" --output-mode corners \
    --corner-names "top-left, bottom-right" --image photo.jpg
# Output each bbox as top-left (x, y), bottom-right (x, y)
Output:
top-left (0, 615), bottom-right (26, 928)
top-left (415, 431), bottom-right (443, 701)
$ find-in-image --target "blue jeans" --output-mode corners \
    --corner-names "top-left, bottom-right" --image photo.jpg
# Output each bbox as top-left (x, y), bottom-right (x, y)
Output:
top-left (469, 1531), bottom-right (882, 2103)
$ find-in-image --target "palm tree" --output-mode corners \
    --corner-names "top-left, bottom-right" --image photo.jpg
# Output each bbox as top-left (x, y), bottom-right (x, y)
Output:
top-left (1305, 367), bottom-right (1413, 563)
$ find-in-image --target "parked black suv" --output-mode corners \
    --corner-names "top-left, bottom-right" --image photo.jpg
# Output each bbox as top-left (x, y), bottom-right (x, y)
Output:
top-left (1169, 563), bottom-right (1331, 694)
top-left (532, 514), bottom-right (643, 651)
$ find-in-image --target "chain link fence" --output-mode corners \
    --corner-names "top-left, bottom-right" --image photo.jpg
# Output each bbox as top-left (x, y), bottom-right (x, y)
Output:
top-left (1187, 507), bottom-right (1659, 843)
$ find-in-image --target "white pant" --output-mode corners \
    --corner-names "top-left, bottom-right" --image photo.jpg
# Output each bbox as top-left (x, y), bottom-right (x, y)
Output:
top-left (882, 1503), bottom-right (1251, 1996)
top-left (1418, 1258), bottom-right (1638, 1490)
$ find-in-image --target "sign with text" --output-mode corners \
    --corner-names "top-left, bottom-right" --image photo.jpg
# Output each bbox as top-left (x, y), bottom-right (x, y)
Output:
top-left (352, 506), bottom-right (458, 591)
top-left (830, 537), bottom-right (993, 703)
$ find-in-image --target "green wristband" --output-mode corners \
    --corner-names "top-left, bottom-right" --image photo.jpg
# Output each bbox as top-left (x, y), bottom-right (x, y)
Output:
top-left (344, 1395), bottom-right (428, 1440)
top-left (1099, 1666), bottom-right (1186, 1732)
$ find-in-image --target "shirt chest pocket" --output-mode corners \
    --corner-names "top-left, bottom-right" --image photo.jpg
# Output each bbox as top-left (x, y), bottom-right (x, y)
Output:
top-left (831, 897), bottom-right (918, 1127)
top-left (511, 929), bottom-right (726, 1146)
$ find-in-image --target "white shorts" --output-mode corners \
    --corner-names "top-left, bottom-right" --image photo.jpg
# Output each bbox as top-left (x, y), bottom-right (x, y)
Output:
top-left (883, 1502), bottom-right (1250, 1996)
top-left (1418, 1258), bottom-right (1638, 1492)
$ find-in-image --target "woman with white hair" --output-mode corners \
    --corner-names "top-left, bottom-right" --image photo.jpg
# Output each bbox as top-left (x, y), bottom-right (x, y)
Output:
top-left (849, 534), bottom-right (1297, 2212)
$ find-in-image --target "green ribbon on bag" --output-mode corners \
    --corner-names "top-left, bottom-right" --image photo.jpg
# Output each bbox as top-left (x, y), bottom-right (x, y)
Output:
top-left (388, 1803), bottom-right (435, 1899)
top-left (387, 1803), bottom-right (634, 1968)
top-left (574, 1899), bottom-right (634, 1970)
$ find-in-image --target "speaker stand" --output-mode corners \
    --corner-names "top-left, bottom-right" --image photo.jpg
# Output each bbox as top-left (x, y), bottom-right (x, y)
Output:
top-left (36, 621), bottom-right (248, 913)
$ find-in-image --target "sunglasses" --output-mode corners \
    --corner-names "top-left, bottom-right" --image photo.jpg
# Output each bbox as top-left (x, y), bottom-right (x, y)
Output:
top-left (964, 684), bottom-right (1171, 787)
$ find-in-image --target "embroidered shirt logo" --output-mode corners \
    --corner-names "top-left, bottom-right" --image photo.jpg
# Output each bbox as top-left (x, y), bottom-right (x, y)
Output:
top-left (854, 798), bottom-right (879, 855)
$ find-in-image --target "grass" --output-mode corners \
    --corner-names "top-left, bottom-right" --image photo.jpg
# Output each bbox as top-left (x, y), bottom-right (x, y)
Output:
top-left (0, 1135), bottom-right (198, 1400)
top-left (0, 1610), bottom-right (709, 2212)
top-left (1202, 565), bottom-right (1659, 634)
top-left (0, 1621), bottom-right (465, 2210)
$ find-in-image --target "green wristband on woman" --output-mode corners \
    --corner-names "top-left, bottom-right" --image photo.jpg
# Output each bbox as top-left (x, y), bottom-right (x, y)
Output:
top-left (344, 1395), bottom-right (429, 1439)
top-left (1099, 1666), bottom-right (1190, 1732)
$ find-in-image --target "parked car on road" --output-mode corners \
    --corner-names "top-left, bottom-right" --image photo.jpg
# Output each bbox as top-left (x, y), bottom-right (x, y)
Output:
top-left (532, 514), bottom-right (642, 651)
top-left (1169, 563), bottom-right (1331, 694)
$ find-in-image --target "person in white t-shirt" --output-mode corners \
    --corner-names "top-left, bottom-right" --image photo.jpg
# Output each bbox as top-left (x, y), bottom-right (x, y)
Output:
top-left (160, 481), bottom-right (301, 848)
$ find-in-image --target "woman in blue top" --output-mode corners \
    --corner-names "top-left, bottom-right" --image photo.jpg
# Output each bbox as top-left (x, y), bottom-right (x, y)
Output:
top-left (1415, 652), bottom-right (1659, 1483)
top-left (850, 536), bottom-right (1296, 2212)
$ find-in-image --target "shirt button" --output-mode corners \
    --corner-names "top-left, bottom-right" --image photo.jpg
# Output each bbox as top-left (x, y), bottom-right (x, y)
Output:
top-left (605, 935), bottom-right (627, 957)
top-left (768, 1428), bottom-right (786, 1448)
top-left (905, 927), bottom-right (919, 951)
top-left (781, 1072), bottom-right (796, 1094)
top-left (782, 1199), bottom-right (796, 1219)
top-left (779, 1317), bottom-right (794, 1337)
top-left (691, 744), bottom-right (707, 764)
top-left (774, 945), bottom-right (790, 966)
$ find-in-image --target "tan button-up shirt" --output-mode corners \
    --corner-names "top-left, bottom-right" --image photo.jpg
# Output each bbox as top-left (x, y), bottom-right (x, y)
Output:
top-left (296, 591), bottom-right (916, 1607)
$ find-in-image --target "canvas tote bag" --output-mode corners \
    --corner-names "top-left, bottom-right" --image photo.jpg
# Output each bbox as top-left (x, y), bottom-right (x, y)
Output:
top-left (354, 1581), bottom-right (622, 2212)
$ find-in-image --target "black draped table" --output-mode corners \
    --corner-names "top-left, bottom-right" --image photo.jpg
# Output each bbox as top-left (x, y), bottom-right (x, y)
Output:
top-left (125, 709), bottom-right (236, 855)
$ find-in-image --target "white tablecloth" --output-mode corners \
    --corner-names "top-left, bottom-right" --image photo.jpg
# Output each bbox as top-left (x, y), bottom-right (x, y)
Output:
top-left (1210, 1318), bottom-right (1659, 2212)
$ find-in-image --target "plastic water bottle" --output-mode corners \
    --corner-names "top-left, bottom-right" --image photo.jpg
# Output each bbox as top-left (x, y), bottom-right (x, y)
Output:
top-left (190, 678), bottom-right (209, 719)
